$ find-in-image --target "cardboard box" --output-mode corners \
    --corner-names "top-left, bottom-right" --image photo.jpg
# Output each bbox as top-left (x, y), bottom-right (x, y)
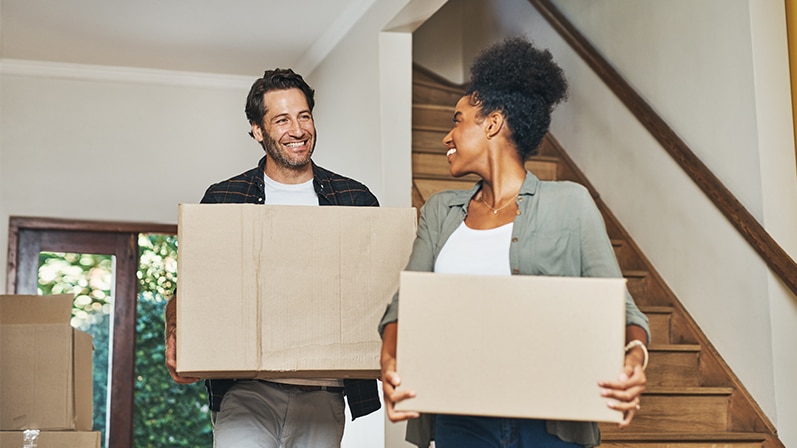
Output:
top-left (177, 204), bottom-right (416, 379)
top-left (394, 272), bottom-right (626, 423)
top-left (0, 295), bottom-right (94, 431)
top-left (0, 430), bottom-right (101, 448)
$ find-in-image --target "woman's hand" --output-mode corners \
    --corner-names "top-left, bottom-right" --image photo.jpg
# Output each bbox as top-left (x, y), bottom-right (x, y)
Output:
top-left (381, 323), bottom-right (420, 422)
top-left (599, 345), bottom-right (647, 427)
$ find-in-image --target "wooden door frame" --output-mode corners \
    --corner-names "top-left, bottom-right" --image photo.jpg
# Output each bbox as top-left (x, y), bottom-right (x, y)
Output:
top-left (6, 216), bottom-right (176, 448)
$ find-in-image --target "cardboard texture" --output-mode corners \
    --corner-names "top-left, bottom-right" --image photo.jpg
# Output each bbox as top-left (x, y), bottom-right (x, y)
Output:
top-left (394, 272), bottom-right (626, 423)
top-left (0, 430), bottom-right (101, 448)
top-left (177, 204), bottom-right (416, 379)
top-left (0, 295), bottom-right (94, 431)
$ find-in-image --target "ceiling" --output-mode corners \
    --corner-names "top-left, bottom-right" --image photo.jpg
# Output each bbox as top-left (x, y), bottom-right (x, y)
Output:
top-left (1, 0), bottom-right (375, 77)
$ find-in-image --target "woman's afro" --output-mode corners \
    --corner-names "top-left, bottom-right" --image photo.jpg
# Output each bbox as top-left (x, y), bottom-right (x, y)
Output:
top-left (466, 36), bottom-right (568, 159)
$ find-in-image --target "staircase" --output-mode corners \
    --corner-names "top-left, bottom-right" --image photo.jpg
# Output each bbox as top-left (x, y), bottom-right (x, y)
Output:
top-left (410, 64), bottom-right (784, 448)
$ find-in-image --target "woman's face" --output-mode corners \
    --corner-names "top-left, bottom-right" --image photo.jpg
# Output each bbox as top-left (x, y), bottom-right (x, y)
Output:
top-left (442, 95), bottom-right (487, 178)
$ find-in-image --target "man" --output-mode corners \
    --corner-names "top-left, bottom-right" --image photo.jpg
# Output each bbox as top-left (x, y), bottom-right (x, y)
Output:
top-left (165, 68), bottom-right (381, 448)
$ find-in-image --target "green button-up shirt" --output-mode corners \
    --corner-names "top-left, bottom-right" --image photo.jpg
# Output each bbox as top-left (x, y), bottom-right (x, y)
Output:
top-left (379, 171), bottom-right (650, 447)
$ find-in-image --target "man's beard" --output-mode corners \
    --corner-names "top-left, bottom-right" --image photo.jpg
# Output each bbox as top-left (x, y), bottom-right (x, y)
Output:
top-left (261, 130), bottom-right (316, 170)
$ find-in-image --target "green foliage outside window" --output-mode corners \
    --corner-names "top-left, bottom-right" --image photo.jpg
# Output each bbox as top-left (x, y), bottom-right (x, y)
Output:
top-left (37, 234), bottom-right (212, 447)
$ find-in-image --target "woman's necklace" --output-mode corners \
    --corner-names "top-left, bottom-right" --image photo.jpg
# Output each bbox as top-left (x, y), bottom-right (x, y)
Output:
top-left (477, 194), bottom-right (518, 215)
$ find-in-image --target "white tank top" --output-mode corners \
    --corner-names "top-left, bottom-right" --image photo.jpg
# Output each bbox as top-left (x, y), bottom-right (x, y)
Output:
top-left (434, 221), bottom-right (513, 275)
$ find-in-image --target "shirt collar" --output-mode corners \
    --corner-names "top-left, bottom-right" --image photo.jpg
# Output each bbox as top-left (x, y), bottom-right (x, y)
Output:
top-left (447, 170), bottom-right (541, 208)
top-left (257, 155), bottom-right (327, 196)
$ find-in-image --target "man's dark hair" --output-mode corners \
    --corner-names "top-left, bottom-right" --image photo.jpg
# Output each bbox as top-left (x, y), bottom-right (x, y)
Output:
top-left (466, 36), bottom-right (568, 160)
top-left (245, 68), bottom-right (316, 131)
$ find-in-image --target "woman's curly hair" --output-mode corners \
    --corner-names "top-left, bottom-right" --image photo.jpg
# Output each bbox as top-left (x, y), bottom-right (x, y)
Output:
top-left (466, 36), bottom-right (568, 160)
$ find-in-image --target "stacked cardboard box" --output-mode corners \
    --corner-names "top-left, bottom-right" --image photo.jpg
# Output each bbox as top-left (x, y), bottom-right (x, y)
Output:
top-left (0, 294), bottom-right (100, 447)
top-left (176, 204), bottom-right (417, 379)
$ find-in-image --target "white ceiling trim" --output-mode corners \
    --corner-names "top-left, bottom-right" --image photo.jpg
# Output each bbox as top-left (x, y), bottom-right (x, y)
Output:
top-left (0, 58), bottom-right (253, 90)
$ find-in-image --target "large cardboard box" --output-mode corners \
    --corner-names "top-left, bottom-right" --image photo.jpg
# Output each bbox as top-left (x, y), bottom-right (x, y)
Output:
top-left (177, 204), bottom-right (416, 379)
top-left (0, 295), bottom-right (94, 431)
top-left (394, 272), bottom-right (626, 423)
top-left (0, 430), bottom-right (101, 448)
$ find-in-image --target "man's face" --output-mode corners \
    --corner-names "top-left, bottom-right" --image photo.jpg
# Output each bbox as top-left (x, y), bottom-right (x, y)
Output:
top-left (252, 88), bottom-right (316, 170)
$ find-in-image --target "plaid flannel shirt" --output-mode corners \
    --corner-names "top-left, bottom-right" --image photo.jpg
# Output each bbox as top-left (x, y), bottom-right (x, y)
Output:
top-left (202, 156), bottom-right (381, 420)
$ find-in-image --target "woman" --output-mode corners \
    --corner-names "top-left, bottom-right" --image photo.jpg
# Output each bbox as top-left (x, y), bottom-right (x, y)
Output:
top-left (378, 37), bottom-right (650, 448)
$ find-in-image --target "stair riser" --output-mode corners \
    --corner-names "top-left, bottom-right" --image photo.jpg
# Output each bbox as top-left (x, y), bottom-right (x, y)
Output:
top-left (647, 351), bottom-right (700, 387)
top-left (413, 129), bottom-right (448, 153)
top-left (603, 394), bottom-right (730, 433)
top-left (413, 83), bottom-right (463, 106)
top-left (647, 312), bottom-right (672, 345)
top-left (413, 105), bottom-right (454, 129)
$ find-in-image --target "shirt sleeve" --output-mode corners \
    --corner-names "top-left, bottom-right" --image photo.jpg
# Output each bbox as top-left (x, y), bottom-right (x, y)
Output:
top-left (577, 187), bottom-right (651, 343)
top-left (377, 196), bottom-right (439, 336)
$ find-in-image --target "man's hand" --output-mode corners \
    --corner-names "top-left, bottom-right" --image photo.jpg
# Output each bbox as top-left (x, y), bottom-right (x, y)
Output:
top-left (165, 295), bottom-right (200, 384)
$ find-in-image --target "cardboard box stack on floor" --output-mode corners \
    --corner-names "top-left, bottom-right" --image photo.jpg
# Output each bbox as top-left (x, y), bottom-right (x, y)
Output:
top-left (0, 294), bottom-right (101, 447)
top-left (176, 204), bottom-right (417, 379)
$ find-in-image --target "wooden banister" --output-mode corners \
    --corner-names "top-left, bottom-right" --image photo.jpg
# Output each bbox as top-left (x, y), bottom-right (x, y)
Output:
top-left (528, 0), bottom-right (797, 297)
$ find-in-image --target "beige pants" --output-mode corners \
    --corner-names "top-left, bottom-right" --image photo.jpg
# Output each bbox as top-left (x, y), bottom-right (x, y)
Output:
top-left (213, 380), bottom-right (346, 448)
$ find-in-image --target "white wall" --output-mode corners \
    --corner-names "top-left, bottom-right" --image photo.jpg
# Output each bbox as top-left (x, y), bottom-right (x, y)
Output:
top-left (0, 67), bottom-right (254, 255)
top-left (412, 0), bottom-right (797, 446)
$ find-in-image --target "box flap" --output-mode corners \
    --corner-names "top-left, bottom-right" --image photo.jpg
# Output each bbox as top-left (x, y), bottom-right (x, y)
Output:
top-left (0, 295), bottom-right (74, 325)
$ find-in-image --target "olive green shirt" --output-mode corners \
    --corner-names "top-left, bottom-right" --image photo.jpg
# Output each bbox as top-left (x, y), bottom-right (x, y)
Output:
top-left (378, 172), bottom-right (650, 447)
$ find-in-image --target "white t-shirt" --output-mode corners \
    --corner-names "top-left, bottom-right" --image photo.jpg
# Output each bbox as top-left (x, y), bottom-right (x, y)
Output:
top-left (434, 221), bottom-right (513, 275)
top-left (263, 174), bottom-right (319, 206)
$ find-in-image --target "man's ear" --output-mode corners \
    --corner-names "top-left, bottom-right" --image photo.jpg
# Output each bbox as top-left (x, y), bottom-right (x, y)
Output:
top-left (251, 123), bottom-right (264, 142)
top-left (485, 111), bottom-right (504, 139)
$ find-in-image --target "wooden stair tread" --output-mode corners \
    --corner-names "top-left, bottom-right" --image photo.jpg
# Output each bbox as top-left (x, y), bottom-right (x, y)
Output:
top-left (640, 305), bottom-right (675, 314)
top-left (413, 78), bottom-right (466, 94)
top-left (413, 124), bottom-right (451, 133)
top-left (413, 102), bottom-right (455, 111)
top-left (649, 344), bottom-right (701, 352)
top-left (643, 386), bottom-right (734, 395)
top-left (601, 432), bottom-right (768, 442)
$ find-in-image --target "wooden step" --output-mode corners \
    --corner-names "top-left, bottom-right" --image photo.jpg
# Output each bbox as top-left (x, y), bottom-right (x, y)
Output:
top-left (413, 104), bottom-right (454, 129)
top-left (412, 152), bottom-right (559, 182)
top-left (647, 344), bottom-right (701, 387)
top-left (623, 270), bottom-right (668, 307)
top-left (413, 79), bottom-right (464, 106)
top-left (599, 431), bottom-right (767, 447)
top-left (640, 306), bottom-right (674, 345)
top-left (611, 238), bottom-right (647, 271)
top-left (602, 387), bottom-right (733, 433)
top-left (413, 128), bottom-right (448, 153)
